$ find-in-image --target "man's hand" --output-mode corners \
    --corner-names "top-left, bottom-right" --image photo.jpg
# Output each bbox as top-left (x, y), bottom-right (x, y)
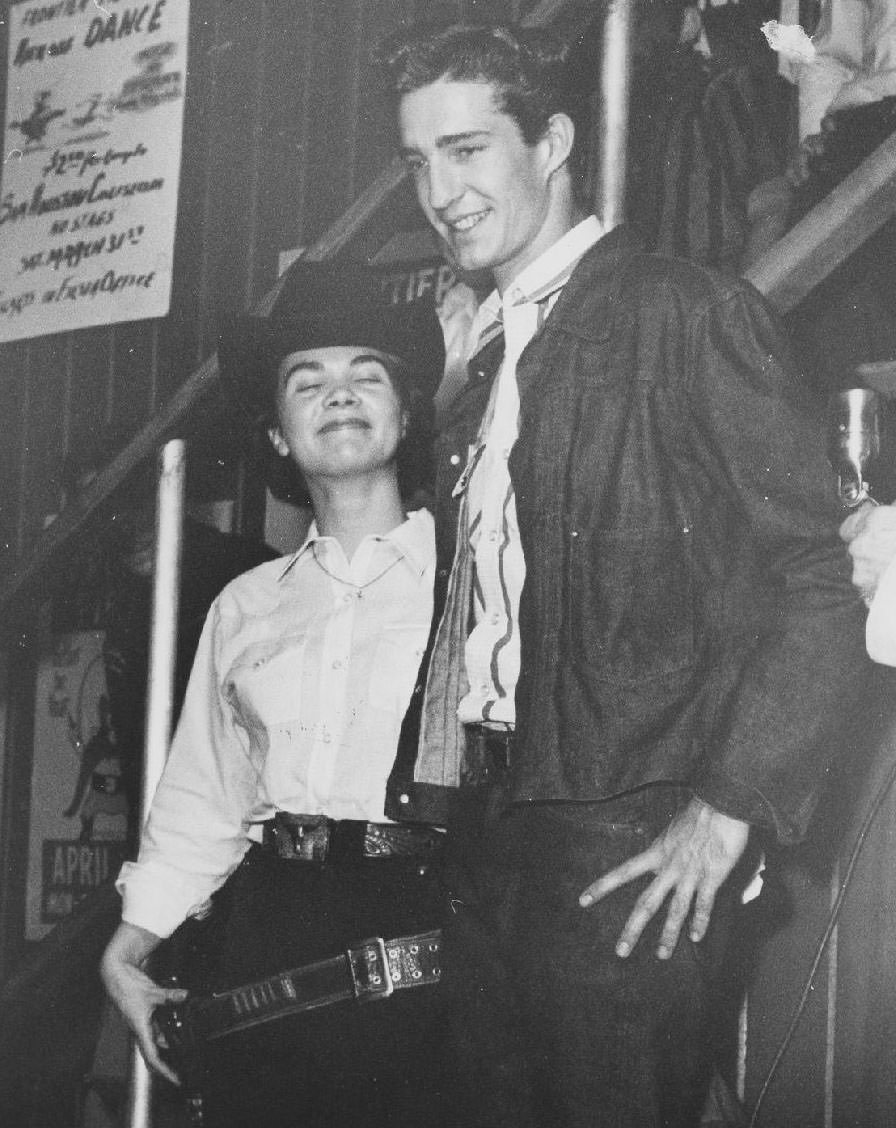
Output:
top-left (578, 797), bottom-right (749, 960)
top-left (100, 921), bottom-right (187, 1086)
top-left (839, 502), bottom-right (896, 605)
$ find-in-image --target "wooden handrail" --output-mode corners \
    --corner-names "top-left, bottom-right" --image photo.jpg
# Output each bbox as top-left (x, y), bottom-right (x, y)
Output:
top-left (745, 131), bottom-right (896, 313)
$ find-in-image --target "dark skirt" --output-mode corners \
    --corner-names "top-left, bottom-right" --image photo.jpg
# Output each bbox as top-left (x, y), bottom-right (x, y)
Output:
top-left (170, 843), bottom-right (450, 1128)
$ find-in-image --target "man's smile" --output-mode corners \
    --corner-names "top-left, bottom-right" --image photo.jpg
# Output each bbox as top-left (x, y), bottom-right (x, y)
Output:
top-left (443, 209), bottom-right (489, 233)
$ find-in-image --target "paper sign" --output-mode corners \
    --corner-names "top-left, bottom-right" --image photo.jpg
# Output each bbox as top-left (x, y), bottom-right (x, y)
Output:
top-left (0, 0), bottom-right (189, 342)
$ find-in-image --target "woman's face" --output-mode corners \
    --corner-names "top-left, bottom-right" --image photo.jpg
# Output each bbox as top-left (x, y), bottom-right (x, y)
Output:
top-left (268, 346), bottom-right (406, 483)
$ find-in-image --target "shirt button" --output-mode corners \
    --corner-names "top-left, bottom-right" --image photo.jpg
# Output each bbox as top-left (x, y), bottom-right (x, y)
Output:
top-left (480, 683), bottom-right (490, 694)
top-left (332, 659), bottom-right (343, 669)
top-left (322, 733), bottom-right (332, 744)
top-left (343, 592), bottom-right (354, 603)
top-left (488, 530), bottom-right (499, 543)
top-left (491, 613), bottom-right (501, 625)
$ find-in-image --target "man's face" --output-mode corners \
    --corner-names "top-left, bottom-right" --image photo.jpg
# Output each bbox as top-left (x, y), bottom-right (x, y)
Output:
top-left (399, 79), bottom-right (564, 291)
top-left (269, 346), bottom-right (405, 483)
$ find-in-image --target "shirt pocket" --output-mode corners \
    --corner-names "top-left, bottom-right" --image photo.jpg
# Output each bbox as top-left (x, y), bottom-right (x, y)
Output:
top-left (226, 636), bottom-right (309, 732)
top-left (569, 525), bottom-right (696, 685)
top-left (367, 624), bottom-right (428, 719)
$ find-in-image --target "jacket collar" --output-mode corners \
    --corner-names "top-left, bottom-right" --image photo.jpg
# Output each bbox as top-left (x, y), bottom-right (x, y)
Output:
top-left (541, 223), bottom-right (645, 344)
top-left (443, 224), bottom-right (646, 431)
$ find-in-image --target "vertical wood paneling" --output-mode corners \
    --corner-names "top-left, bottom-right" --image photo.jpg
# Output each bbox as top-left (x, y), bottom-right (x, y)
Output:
top-left (255, 0), bottom-right (316, 274)
top-left (156, 0), bottom-right (218, 403)
top-left (19, 336), bottom-right (69, 545)
top-left (68, 326), bottom-right (113, 457)
top-left (0, 344), bottom-right (29, 563)
top-left (240, 1), bottom-right (271, 308)
top-left (110, 320), bottom-right (157, 440)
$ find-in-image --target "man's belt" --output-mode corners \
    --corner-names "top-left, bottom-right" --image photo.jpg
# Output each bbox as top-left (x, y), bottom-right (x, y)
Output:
top-left (154, 929), bottom-right (442, 1047)
top-left (461, 723), bottom-right (513, 787)
top-left (263, 812), bottom-right (444, 862)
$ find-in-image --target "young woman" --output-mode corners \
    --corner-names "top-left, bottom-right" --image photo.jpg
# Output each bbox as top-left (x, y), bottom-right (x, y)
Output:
top-left (101, 260), bottom-right (449, 1127)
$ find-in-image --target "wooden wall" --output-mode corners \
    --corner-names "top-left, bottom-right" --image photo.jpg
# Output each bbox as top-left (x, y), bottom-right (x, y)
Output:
top-left (0, 0), bottom-right (527, 574)
top-left (0, 0), bottom-right (531, 979)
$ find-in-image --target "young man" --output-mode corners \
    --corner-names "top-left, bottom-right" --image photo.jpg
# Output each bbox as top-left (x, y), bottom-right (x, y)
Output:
top-left (100, 261), bottom-right (449, 1127)
top-left (379, 22), bottom-right (869, 1127)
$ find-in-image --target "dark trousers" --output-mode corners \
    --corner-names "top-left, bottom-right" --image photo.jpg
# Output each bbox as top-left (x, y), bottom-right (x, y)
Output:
top-left (441, 784), bottom-right (735, 1128)
top-left (178, 844), bottom-right (450, 1128)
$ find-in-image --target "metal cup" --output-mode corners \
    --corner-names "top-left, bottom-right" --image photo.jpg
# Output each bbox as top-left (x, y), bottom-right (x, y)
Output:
top-left (828, 388), bottom-right (881, 508)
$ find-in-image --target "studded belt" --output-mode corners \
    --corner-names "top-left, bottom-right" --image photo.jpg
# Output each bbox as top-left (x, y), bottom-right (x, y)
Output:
top-left (153, 930), bottom-right (443, 1072)
top-left (263, 812), bottom-right (444, 862)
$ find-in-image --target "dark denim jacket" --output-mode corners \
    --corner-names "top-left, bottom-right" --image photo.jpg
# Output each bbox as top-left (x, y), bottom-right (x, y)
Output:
top-left (388, 226), bottom-right (868, 843)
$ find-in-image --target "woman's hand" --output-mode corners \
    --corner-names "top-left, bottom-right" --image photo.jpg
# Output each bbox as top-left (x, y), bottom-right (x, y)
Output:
top-left (100, 921), bottom-right (187, 1085)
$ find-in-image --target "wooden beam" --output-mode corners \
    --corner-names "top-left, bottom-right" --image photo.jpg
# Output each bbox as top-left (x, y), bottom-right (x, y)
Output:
top-left (745, 132), bottom-right (896, 313)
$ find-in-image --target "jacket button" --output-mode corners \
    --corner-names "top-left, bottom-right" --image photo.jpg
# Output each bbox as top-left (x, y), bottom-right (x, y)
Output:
top-left (399, 793), bottom-right (410, 805)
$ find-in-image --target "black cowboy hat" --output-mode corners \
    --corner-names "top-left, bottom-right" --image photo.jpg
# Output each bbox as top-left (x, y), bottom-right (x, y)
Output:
top-left (218, 258), bottom-right (446, 423)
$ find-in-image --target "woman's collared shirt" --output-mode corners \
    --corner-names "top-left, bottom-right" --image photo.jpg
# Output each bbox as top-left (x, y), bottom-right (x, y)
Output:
top-left (118, 509), bottom-right (434, 937)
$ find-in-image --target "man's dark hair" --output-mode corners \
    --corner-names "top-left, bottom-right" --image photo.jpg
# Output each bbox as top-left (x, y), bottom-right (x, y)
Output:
top-left (377, 21), bottom-right (587, 185)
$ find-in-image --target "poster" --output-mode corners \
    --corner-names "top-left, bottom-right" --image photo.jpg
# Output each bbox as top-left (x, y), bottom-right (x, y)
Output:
top-left (0, 0), bottom-right (189, 343)
top-left (26, 630), bottom-right (129, 940)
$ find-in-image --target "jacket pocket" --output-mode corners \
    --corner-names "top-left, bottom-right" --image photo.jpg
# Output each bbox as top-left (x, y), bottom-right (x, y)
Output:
top-left (568, 525), bottom-right (696, 685)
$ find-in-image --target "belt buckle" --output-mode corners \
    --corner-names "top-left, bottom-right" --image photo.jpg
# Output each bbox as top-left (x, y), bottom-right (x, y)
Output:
top-left (272, 814), bottom-right (331, 861)
top-left (462, 725), bottom-right (511, 787)
top-left (347, 937), bottom-right (395, 1003)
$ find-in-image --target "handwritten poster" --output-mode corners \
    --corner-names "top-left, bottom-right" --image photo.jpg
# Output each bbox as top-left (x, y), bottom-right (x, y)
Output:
top-left (0, 0), bottom-right (189, 343)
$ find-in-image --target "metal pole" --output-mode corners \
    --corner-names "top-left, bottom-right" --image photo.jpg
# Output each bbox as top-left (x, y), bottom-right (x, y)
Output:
top-left (597, 0), bottom-right (633, 229)
top-left (126, 439), bottom-right (186, 1128)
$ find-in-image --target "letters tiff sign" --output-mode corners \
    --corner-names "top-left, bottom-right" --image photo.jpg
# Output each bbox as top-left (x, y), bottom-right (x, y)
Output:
top-left (0, 0), bottom-right (189, 342)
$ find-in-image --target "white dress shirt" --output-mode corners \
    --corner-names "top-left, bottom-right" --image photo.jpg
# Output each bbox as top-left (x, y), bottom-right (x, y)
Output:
top-left (117, 510), bottom-right (434, 937)
top-left (796, 0), bottom-right (896, 139)
top-left (867, 552), bottom-right (896, 665)
top-left (457, 216), bottom-right (606, 726)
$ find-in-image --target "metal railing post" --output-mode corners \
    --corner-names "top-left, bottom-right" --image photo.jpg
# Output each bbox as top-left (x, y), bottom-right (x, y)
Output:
top-left (126, 439), bottom-right (186, 1128)
top-left (596, 0), bottom-right (633, 229)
